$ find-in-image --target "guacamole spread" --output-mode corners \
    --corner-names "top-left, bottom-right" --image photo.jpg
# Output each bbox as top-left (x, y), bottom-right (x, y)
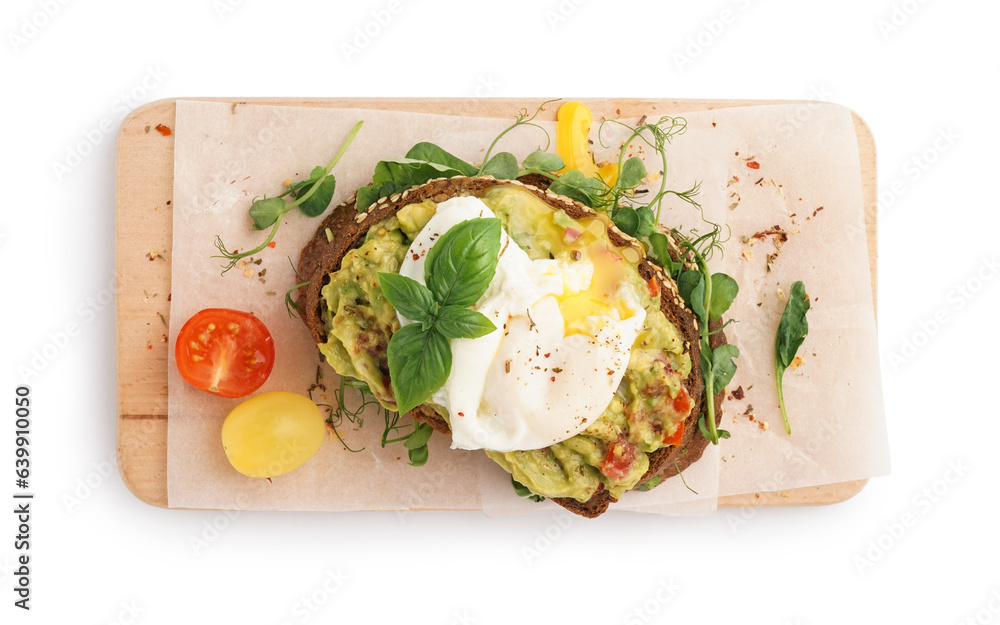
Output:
top-left (319, 186), bottom-right (692, 502)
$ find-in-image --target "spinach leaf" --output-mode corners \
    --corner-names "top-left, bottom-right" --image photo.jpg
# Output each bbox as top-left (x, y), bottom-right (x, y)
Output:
top-left (356, 159), bottom-right (466, 211)
top-left (708, 273), bottom-right (739, 321)
top-left (405, 142), bottom-right (478, 176)
top-left (548, 170), bottom-right (608, 207)
top-left (424, 218), bottom-right (502, 308)
top-left (612, 207), bottom-right (639, 236)
top-left (774, 281), bottom-right (810, 435)
top-left (711, 344), bottom-right (740, 390)
top-left (635, 206), bottom-right (657, 238)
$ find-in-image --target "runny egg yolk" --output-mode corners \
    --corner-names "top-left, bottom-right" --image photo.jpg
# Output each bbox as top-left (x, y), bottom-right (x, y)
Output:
top-left (557, 241), bottom-right (630, 338)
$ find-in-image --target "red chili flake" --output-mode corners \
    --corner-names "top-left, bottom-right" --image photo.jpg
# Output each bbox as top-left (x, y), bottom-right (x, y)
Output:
top-left (457, 411), bottom-right (465, 417)
top-left (155, 124), bottom-right (172, 136)
top-left (746, 161), bottom-right (760, 169)
top-left (812, 206), bottom-right (825, 217)
top-left (712, 121), bottom-right (717, 127)
top-left (616, 108), bottom-right (621, 115)
top-left (550, 376), bottom-right (556, 382)
top-left (732, 386), bottom-right (745, 400)
top-left (412, 253), bottom-right (419, 261)
top-left (544, 353), bottom-right (551, 358)
top-left (267, 241), bottom-right (276, 248)
top-left (749, 415), bottom-right (755, 422)
top-left (146, 344), bottom-right (152, 350)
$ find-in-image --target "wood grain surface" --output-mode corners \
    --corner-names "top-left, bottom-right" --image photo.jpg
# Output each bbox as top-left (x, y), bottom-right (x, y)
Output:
top-left (115, 98), bottom-right (877, 510)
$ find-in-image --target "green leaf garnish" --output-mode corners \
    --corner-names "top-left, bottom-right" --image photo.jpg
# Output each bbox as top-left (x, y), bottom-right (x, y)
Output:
top-left (708, 273), bottom-right (739, 321)
top-left (521, 150), bottom-right (564, 172)
top-left (434, 305), bottom-right (496, 340)
top-left (355, 159), bottom-right (466, 212)
top-left (377, 272), bottom-right (436, 321)
top-left (424, 218), bottom-right (502, 308)
top-left (511, 476), bottom-right (544, 502)
top-left (387, 324), bottom-right (451, 415)
top-left (214, 120), bottom-right (363, 274)
top-left (710, 344), bottom-right (740, 391)
top-left (635, 475), bottom-right (663, 491)
top-left (405, 142), bottom-right (478, 176)
top-left (617, 156), bottom-right (647, 190)
top-left (481, 151), bottom-right (518, 180)
top-left (775, 281), bottom-right (810, 435)
top-left (248, 197), bottom-right (287, 231)
top-left (382, 218), bottom-right (503, 415)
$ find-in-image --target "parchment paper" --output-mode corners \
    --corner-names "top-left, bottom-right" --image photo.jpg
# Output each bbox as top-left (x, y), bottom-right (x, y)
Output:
top-left (167, 100), bottom-right (888, 514)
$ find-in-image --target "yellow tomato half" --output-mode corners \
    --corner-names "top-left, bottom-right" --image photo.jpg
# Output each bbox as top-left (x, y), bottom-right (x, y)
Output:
top-left (221, 391), bottom-right (326, 479)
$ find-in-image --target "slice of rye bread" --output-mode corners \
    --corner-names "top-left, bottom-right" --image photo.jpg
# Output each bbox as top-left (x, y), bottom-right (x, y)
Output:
top-left (297, 175), bottom-right (726, 518)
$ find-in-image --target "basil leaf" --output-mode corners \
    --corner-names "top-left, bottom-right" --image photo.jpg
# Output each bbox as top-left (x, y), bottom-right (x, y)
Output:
top-left (425, 218), bottom-right (502, 308)
top-left (248, 197), bottom-right (286, 231)
top-left (522, 150), bottom-right (564, 172)
top-left (377, 272), bottom-right (435, 322)
top-left (612, 207), bottom-right (639, 236)
top-left (711, 344), bottom-right (740, 390)
top-left (709, 273), bottom-right (739, 321)
top-left (548, 170), bottom-right (607, 207)
top-left (618, 156), bottom-right (647, 189)
top-left (481, 152), bottom-right (518, 180)
top-left (387, 325), bottom-right (451, 415)
top-left (776, 281), bottom-right (811, 368)
top-left (405, 142), bottom-right (478, 176)
top-left (404, 421), bottom-right (434, 450)
top-left (295, 174), bottom-right (337, 217)
top-left (435, 305), bottom-right (496, 340)
top-left (636, 206), bottom-right (657, 238)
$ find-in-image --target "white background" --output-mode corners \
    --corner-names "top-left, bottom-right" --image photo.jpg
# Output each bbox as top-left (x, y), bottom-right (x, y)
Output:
top-left (2, 0), bottom-right (998, 623)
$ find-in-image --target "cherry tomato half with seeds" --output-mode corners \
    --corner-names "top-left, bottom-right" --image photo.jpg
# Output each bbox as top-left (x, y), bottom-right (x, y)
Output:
top-left (175, 308), bottom-right (275, 398)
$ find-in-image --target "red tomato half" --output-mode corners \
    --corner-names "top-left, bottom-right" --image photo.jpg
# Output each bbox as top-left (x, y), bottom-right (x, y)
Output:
top-left (175, 308), bottom-right (275, 398)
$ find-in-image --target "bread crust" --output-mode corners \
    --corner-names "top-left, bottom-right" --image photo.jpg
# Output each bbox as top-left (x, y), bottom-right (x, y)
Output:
top-left (297, 175), bottom-right (726, 518)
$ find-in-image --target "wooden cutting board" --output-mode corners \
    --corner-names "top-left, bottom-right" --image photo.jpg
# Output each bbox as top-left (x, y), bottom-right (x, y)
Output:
top-left (115, 98), bottom-right (876, 510)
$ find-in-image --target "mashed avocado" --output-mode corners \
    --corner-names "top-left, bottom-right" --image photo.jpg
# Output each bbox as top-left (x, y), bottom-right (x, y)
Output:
top-left (319, 187), bottom-right (691, 502)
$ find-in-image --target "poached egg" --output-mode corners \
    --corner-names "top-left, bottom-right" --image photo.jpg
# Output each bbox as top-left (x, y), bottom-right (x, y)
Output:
top-left (397, 195), bottom-right (645, 452)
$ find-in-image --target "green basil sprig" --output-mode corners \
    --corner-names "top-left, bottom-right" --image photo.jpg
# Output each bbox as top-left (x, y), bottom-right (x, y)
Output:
top-left (378, 218), bottom-right (502, 414)
top-left (774, 281), bottom-right (810, 435)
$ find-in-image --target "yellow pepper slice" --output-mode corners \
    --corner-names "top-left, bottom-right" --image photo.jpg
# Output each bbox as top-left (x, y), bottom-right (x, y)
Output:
top-left (555, 101), bottom-right (619, 185)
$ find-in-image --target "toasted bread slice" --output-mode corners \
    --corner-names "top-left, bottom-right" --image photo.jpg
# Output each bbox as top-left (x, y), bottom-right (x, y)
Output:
top-left (297, 175), bottom-right (725, 518)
